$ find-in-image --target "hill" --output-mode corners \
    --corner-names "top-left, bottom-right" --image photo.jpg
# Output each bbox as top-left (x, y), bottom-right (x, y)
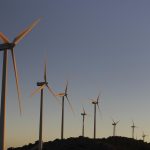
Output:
top-left (8, 136), bottom-right (150, 150)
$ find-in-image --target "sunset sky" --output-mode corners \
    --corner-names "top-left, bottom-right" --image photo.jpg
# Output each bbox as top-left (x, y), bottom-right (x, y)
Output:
top-left (1, 0), bottom-right (150, 148)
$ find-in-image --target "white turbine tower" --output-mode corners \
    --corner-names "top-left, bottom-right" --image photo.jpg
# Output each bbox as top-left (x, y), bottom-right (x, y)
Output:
top-left (56, 81), bottom-right (74, 140)
top-left (81, 106), bottom-right (87, 137)
top-left (142, 132), bottom-right (148, 142)
top-left (90, 94), bottom-right (101, 139)
top-left (131, 120), bottom-right (137, 139)
top-left (0, 18), bottom-right (40, 150)
top-left (31, 62), bottom-right (58, 150)
top-left (112, 119), bottom-right (119, 136)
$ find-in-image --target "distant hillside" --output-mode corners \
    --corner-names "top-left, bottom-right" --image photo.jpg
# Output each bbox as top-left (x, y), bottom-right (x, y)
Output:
top-left (8, 136), bottom-right (150, 150)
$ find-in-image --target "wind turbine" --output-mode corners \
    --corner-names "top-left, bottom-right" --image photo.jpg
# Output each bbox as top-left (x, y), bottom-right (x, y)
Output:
top-left (56, 81), bottom-right (74, 140)
top-left (142, 132), bottom-right (148, 142)
top-left (31, 62), bottom-right (58, 150)
top-left (131, 120), bottom-right (137, 139)
top-left (90, 94), bottom-right (101, 139)
top-left (81, 106), bottom-right (87, 137)
top-left (0, 18), bottom-right (40, 150)
top-left (112, 119), bottom-right (119, 136)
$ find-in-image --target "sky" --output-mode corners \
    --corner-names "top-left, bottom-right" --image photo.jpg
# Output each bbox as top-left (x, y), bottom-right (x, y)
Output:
top-left (1, 0), bottom-right (150, 148)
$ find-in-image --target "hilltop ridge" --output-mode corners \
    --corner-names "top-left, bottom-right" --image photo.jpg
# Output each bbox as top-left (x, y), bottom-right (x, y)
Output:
top-left (8, 136), bottom-right (150, 150)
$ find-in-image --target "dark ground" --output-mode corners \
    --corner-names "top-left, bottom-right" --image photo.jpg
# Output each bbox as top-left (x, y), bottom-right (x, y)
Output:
top-left (8, 136), bottom-right (150, 150)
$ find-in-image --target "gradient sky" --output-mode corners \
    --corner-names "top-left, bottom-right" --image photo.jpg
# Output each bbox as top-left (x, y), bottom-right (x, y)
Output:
top-left (1, 0), bottom-right (150, 148)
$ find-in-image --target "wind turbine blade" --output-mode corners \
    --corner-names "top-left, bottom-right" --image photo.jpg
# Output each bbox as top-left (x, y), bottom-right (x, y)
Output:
top-left (13, 18), bottom-right (41, 45)
top-left (111, 117), bottom-right (115, 123)
top-left (82, 105), bottom-right (85, 114)
top-left (97, 92), bottom-right (101, 103)
top-left (31, 84), bottom-right (45, 97)
top-left (65, 95), bottom-right (75, 115)
top-left (65, 80), bottom-right (68, 94)
top-left (132, 120), bottom-right (135, 126)
top-left (97, 103), bottom-right (102, 119)
top-left (46, 85), bottom-right (60, 103)
top-left (0, 32), bottom-right (9, 43)
top-left (97, 95), bottom-right (100, 103)
top-left (44, 62), bottom-right (47, 82)
top-left (116, 120), bottom-right (120, 124)
top-left (11, 49), bottom-right (22, 115)
top-left (97, 103), bottom-right (100, 112)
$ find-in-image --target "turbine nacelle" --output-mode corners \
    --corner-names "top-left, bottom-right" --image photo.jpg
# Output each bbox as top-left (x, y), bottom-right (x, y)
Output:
top-left (0, 43), bottom-right (15, 51)
top-left (91, 93), bottom-right (100, 105)
top-left (92, 101), bottom-right (98, 105)
top-left (56, 80), bottom-right (68, 97)
top-left (56, 81), bottom-right (74, 114)
top-left (142, 133), bottom-right (147, 138)
top-left (90, 93), bottom-right (101, 115)
top-left (81, 112), bottom-right (87, 116)
top-left (131, 120), bottom-right (137, 128)
top-left (142, 134), bottom-right (146, 138)
top-left (112, 119), bottom-right (120, 126)
top-left (31, 62), bottom-right (58, 103)
top-left (37, 82), bottom-right (48, 86)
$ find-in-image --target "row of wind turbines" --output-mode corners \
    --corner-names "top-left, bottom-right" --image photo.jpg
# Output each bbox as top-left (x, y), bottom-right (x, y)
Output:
top-left (0, 18), bottom-right (148, 150)
top-left (81, 107), bottom-right (148, 141)
top-left (0, 18), bottom-right (99, 150)
top-left (31, 63), bottom-right (148, 150)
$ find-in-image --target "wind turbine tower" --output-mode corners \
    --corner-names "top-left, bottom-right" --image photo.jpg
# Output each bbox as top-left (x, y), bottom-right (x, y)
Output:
top-left (112, 119), bottom-right (119, 136)
top-left (91, 94), bottom-right (101, 139)
top-left (56, 81), bottom-right (74, 140)
top-left (142, 132), bottom-right (147, 142)
top-left (131, 120), bottom-right (137, 139)
top-left (81, 106), bottom-right (87, 137)
top-left (0, 18), bottom-right (40, 150)
top-left (31, 63), bottom-right (58, 150)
